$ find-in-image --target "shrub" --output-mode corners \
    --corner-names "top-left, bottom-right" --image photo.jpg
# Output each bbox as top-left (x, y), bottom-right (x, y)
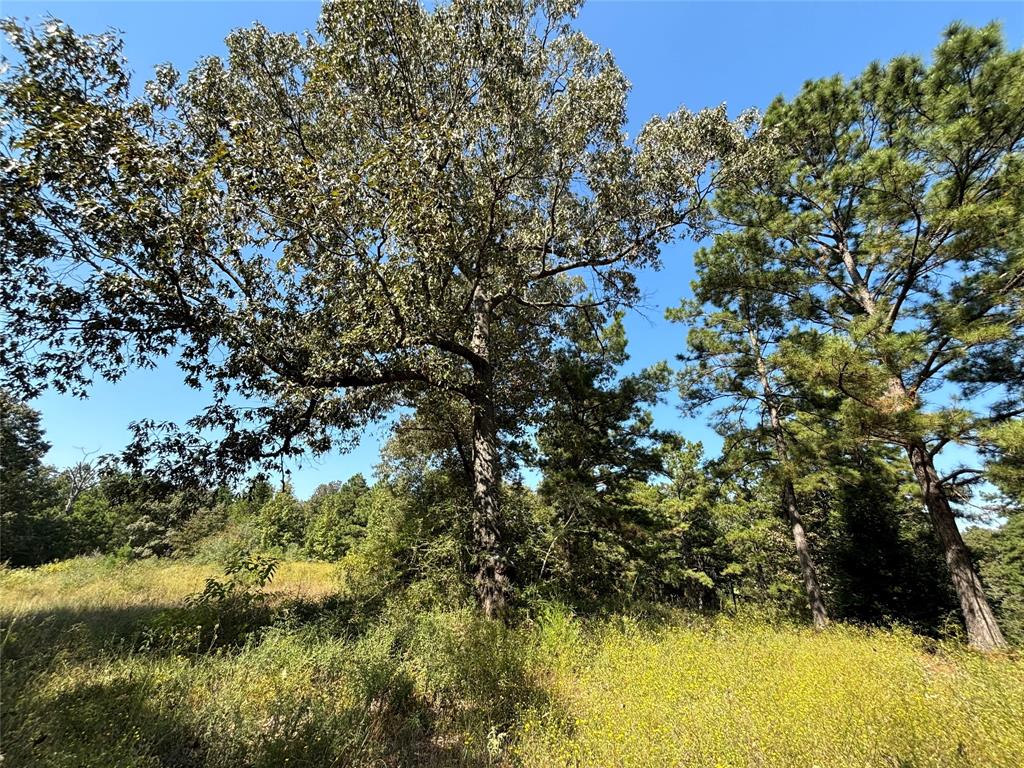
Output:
top-left (142, 550), bottom-right (280, 651)
top-left (339, 476), bottom-right (472, 612)
top-left (254, 487), bottom-right (307, 552)
top-left (168, 503), bottom-right (231, 557)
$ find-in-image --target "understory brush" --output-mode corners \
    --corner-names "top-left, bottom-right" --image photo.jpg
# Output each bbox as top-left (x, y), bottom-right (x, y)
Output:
top-left (1, 558), bottom-right (1021, 767)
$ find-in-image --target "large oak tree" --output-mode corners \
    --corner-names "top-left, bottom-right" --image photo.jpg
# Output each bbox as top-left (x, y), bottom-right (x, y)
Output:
top-left (1, 0), bottom-right (755, 615)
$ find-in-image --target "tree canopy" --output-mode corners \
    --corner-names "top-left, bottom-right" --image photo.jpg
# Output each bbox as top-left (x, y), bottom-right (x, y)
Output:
top-left (1, 0), bottom-right (758, 614)
top-left (1, 4), bottom-right (1021, 650)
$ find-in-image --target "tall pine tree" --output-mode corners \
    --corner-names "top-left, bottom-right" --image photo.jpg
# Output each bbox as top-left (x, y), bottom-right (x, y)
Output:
top-left (705, 24), bottom-right (1023, 649)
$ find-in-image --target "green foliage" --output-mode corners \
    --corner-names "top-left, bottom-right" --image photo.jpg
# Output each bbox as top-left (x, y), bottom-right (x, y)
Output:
top-left (700, 461), bottom-right (806, 612)
top-left (966, 516), bottom-right (1024, 646)
top-left (535, 321), bottom-right (677, 605)
top-left (742, 21), bottom-right (1024, 485)
top-left (816, 449), bottom-right (959, 634)
top-left (661, 445), bottom-right (779, 609)
top-left (168, 502), bottom-right (231, 557)
top-left (1, 2), bottom-right (760, 614)
top-left (304, 474), bottom-right (370, 560)
top-left (187, 548), bottom-right (280, 608)
top-left (58, 484), bottom-right (120, 555)
top-left (141, 550), bottom-right (282, 653)
top-left (0, 392), bottom-right (60, 565)
top-left (0, 0), bottom-right (1020, 675)
top-left (253, 487), bottom-right (307, 553)
top-left (669, 205), bottom-right (837, 625)
top-left (979, 420), bottom-right (1024, 508)
top-left (692, 22), bottom-right (1024, 647)
top-left (340, 471), bottom-right (474, 613)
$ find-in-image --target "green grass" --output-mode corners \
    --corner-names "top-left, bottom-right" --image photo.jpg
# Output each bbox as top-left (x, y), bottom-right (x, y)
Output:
top-left (2, 557), bottom-right (1022, 767)
top-left (517, 614), bottom-right (1024, 767)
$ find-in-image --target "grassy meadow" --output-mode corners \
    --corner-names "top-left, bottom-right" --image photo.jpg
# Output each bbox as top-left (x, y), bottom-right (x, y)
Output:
top-left (1, 556), bottom-right (1022, 768)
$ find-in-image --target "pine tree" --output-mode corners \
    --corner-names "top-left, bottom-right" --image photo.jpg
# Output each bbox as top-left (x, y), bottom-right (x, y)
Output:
top-left (706, 24), bottom-right (1023, 649)
top-left (670, 234), bottom-right (829, 628)
top-left (536, 315), bottom-right (674, 602)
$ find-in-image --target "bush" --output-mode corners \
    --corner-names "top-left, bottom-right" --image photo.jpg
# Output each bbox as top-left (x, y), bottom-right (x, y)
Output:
top-left (338, 475), bottom-right (472, 612)
top-left (168, 503), bottom-right (231, 557)
top-left (254, 487), bottom-right (308, 553)
top-left (142, 549), bottom-right (280, 651)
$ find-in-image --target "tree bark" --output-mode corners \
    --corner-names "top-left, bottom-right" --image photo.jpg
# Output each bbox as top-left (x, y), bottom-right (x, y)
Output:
top-left (781, 474), bottom-right (828, 629)
top-left (748, 325), bottom-right (829, 629)
top-left (906, 439), bottom-right (1007, 651)
top-left (469, 290), bottom-right (510, 619)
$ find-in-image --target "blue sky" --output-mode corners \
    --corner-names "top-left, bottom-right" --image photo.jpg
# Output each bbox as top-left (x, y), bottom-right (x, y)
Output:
top-left (6, 1), bottom-right (1023, 498)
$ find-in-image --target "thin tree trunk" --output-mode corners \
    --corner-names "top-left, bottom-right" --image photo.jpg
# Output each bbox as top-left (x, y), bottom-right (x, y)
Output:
top-left (906, 439), bottom-right (1006, 651)
top-left (748, 324), bottom-right (829, 629)
top-left (781, 474), bottom-right (828, 629)
top-left (469, 290), bottom-right (510, 619)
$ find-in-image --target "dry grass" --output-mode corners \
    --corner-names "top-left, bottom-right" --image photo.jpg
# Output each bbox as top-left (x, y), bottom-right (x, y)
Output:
top-left (519, 612), bottom-right (1024, 768)
top-left (0, 555), bottom-right (340, 615)
top-left (2, 559), bottom-right (1022, 768)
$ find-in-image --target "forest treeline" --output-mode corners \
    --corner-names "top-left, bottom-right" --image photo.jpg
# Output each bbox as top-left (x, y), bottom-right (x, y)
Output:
top-left (3, 375), bottom-right (1022, 647)
top-left (1, 0), bottom-right (1022, 653)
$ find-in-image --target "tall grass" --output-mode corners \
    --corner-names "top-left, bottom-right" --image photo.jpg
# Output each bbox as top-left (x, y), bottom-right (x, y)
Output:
top-left (518, 613), bottom-right (1024, 767)
top-left (0, 555), bottom-right (340, 613)
top-left (2, 558), bottom-right (1021, 767)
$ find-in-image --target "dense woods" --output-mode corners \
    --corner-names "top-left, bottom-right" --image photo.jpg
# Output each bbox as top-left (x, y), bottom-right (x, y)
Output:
top-left (1, 2), bottom-right (1023, 765)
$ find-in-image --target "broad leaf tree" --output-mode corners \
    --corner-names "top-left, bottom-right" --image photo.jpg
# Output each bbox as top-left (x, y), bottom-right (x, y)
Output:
top-left (0, 1), bottom-right (755, 615)
top-left (708, 24), bottom-right (1023, 649)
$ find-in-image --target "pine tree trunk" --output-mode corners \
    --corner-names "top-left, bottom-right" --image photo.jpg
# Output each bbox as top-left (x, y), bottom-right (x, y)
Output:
top-left (750, 328), bottom-right (829, 630)
top-left (781, 476), bottom-right (829, 629)
top-left (469, 291), bottom-right (510, 619)
top-left (906, 439), bottom-right (1006, 651)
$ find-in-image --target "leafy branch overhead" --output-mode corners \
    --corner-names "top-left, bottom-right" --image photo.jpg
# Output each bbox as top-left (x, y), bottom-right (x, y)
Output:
top-left (1, 1), bottom-right (761, 480)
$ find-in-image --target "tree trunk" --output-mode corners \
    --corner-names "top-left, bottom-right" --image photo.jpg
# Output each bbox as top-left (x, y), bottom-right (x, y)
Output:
top-left (749, 325), bottom-right (829, 630)
top-left (781, 476), bottom-right (829, 629)
top-left (906, 439), bottom-right (1006, 651)
top-left (469, 291), bottom-right (510, 619)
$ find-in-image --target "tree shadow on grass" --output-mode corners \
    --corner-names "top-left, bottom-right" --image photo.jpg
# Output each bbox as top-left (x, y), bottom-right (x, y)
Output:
top-left (3, 604), bottom-right (173, 656)
top-left (3, 666), bottom-right (501, 768)
top-left (2, 675), bottom-right (206, 768)
top-left (1, 591), bottom-right (345, 662)
top-left (2, 601), bottom-right (557, 767)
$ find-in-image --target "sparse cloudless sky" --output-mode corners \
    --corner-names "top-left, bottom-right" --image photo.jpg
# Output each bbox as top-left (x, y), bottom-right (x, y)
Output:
top-left (5, 1), bottom-right (1023, 497)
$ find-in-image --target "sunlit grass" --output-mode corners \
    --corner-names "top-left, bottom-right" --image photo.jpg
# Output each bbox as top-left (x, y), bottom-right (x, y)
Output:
top-left (2, 558), bottom-right (1021, 767)
top-left (519, 614), bottom-right (1024, 768)
top-left (0, 555), bottom-right (340, 615)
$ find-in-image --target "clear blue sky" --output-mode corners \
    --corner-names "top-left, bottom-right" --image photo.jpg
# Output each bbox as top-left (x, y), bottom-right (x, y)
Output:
top-left (6, 1), bottom-right (1023, 498)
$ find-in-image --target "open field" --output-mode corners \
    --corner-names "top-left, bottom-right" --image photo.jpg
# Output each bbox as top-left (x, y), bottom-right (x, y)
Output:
top-left (0, 556), bottom-right (341, 614)
top-left (2, 557), bottom-right (1022, 768)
